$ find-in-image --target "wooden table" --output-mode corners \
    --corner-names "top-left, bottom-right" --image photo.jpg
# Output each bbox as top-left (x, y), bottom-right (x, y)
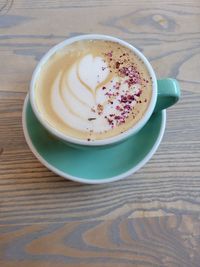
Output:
top-left (1, 1), bottom-right (200, 266)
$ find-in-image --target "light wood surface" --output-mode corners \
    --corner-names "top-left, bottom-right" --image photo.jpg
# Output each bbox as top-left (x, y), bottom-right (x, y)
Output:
top-left (0, 0), bottom-right (200, 266)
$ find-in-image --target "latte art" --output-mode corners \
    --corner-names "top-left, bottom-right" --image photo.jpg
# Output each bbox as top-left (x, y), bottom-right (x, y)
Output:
top-left (35, 40), bottom-right (152, 141)
top-left (51, 55), bottom-right (110, 132)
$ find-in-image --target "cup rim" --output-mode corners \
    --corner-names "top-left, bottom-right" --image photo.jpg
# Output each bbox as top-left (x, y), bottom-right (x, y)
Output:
top-left (30, 34), bottom-right (157, 146)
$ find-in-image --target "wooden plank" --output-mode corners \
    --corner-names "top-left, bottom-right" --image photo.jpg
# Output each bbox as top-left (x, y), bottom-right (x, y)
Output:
top-left (0, 215), bottom-right (200, 267)
top-left (0, 2), bottom-right (200, 93)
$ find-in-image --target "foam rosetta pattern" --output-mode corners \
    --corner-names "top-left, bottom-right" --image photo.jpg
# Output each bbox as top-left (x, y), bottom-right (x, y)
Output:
top-left (51, 54), bottom-right (141, 133)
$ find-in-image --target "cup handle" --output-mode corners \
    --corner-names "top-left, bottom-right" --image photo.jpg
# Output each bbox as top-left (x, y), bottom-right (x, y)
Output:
top-left (154, 78), bottom-right (181, 113)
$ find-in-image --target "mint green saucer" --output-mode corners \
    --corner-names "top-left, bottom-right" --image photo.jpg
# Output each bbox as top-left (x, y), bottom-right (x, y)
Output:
top-left (22, 96), bottom-right (166, 184)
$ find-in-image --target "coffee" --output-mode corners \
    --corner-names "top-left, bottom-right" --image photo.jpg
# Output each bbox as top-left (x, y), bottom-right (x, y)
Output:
top-left (34, 40), bottom-right (152, 141)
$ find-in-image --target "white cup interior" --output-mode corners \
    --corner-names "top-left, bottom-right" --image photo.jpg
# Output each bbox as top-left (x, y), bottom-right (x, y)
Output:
top-left (30, 34), bottom-right (157, 146)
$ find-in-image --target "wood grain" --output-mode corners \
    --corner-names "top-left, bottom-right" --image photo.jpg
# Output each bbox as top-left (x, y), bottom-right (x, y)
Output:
top-left (0, 215), bottom-right (200, 267)
top-left (0, 0), bottom-right (200, 266)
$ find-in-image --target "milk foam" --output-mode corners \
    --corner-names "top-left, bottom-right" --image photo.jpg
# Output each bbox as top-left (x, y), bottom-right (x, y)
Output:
top-left (51, 54), bottom-right (141, 133)
top-left (35, 39), bottom-right (152, 140)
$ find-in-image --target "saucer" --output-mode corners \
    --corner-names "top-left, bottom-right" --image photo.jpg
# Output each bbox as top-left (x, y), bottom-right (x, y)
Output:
top-left (22, 95), bottom-right (166, 184)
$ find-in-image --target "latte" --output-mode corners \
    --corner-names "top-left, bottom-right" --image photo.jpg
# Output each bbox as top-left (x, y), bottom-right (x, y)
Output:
top-left (34, 40), bottom-right (152, 141)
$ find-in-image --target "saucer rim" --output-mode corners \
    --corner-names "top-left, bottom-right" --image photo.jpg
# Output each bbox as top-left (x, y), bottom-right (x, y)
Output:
top-left (22, 95), bottom-right (166, 184)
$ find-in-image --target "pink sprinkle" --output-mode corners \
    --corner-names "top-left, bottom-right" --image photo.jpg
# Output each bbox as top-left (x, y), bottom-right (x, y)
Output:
top-left (135, 89), bottom-right (142, 97)
top-left (106, 51), bottom-right (113, 57)
top-left (114, 82), bottom-right (121, 89)
top-left (127, 95), bottom-right (135, 101)
top-left (114, 116), bottom-right (121, 120)
top-left (120, 96), bottom-right (128, 103)
top-left (105, 92), bottom-right (112, 97)
top-left (124, 105), bottom-right (131, 110)
top-left (116, 105), bottom-right (121, 110)
top-left (107, 119), bottom-right (113, 125)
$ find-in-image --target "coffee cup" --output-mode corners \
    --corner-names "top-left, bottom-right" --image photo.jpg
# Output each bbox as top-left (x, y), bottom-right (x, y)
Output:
top-left (30, 34), bottom-right (180, 149)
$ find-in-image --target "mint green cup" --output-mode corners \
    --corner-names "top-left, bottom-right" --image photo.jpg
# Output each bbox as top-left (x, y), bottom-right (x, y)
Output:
top-left (30, 34), bottom-right (180, 149)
